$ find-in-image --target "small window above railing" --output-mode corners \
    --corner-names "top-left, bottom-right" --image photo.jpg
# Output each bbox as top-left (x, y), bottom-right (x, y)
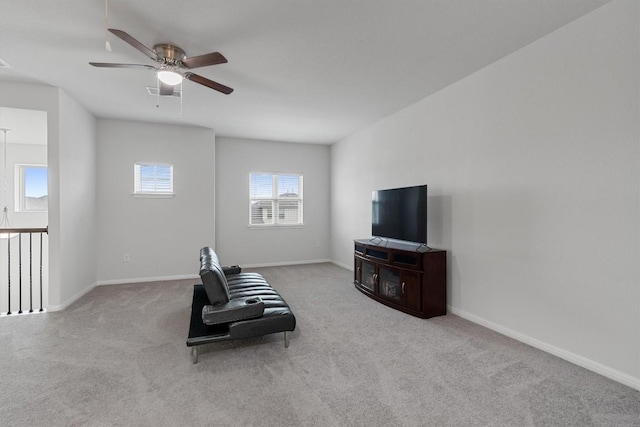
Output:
top-left (15, 164), bottom-right (48, 212)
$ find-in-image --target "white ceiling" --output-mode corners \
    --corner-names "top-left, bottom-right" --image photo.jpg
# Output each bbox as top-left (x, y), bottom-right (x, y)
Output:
top-left (0, 108), bottom-right (47, 146)
top-left (0, 0), bottom-right (609, 145)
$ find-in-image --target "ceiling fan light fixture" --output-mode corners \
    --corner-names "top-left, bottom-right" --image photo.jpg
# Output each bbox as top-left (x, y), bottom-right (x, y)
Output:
top-left (90, 29), bottom-right (233, 95)
top-left (157, 68), bottom-right (183, 86)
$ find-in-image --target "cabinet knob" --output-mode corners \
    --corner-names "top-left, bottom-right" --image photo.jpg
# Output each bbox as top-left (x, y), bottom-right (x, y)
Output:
top-left (402, 282), bottom-right (405, 293)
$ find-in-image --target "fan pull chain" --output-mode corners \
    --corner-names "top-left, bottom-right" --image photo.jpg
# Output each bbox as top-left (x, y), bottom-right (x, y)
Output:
top-left (104, 0), bottom-right (112, 52)
top-left (180, 80), bottom-right (183, 115)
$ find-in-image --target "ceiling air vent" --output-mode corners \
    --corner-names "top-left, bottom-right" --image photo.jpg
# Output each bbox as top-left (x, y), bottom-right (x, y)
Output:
top-left (145, 86), bottom-right (181, 98)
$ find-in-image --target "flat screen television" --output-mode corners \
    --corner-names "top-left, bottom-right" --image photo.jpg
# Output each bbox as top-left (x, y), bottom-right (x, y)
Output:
top-left (372, 185), bottom-right (427, 244)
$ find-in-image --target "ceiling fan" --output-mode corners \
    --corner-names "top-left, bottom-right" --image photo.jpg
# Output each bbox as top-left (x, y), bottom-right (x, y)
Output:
top-left (90, 28), bottom-right (233, 96)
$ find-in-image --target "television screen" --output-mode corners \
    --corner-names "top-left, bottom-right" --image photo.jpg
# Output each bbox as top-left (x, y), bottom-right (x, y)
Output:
top-left (372, 185), bottom-right (427, 244)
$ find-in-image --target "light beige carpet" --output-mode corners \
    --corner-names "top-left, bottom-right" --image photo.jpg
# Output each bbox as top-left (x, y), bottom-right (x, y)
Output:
top-left (1, 263), bottom-right (638, 426)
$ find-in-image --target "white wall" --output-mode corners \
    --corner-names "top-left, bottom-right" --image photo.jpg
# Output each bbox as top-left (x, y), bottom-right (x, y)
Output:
top-left (331, 0), bottom-right (639, 388)
top-left (56, 91), bottom-right (97, 307)
top-left (215, 137), bottom-right (330, 266)
top-left (96, 119), bottom-right (215, 283)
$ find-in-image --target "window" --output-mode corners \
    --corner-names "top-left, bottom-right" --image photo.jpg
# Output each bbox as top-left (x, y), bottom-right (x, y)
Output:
top-left (249, 173), bottom-right (303, 226)
top-left (15, 164), bottom-right (48, 212)
top-left (134, 162), bottom-right (173, 197)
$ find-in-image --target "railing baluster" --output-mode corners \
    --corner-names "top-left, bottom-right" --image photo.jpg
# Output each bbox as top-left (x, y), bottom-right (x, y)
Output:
top-left (7, 235), bottom-right (11, 315)
top-left (29, 233), bottom-right (33, 313)
top-left (39, 232), bottom-right (43, 312)
top-left (18, 233), bottom-right (22, 314)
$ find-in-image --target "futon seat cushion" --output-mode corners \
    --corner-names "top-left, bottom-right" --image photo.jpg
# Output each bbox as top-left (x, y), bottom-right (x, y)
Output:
top-left (187, 284), bottom-right (295, 346)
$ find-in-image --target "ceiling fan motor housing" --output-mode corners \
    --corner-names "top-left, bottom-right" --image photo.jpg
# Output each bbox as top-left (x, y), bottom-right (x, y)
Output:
top-left (154, 44), bottom-right (186, 65)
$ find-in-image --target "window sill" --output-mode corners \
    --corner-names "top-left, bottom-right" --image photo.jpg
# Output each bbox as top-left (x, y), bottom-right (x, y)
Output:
top-left (248, 224), bottom-right (304, 229)
top-left (132, 193), bottom-right (175, 199)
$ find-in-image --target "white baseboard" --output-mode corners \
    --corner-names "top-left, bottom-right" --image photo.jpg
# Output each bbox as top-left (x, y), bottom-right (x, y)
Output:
top-left (331, 260), bottom-right (352, 271)
top-left (96, 274), bottom-right (199, 286)
top-left (243, 259), bottom-right (331, 269)
top-left (47, 274), bottom-right (199, 311)
top-left (47, 282), bottom-right (98, 312)
top-left (449, 306), bottom-right (640, 391)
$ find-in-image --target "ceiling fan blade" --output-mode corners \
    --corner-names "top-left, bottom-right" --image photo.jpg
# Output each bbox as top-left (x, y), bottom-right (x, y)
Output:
top-left (108, 28), bottom-right (158, 61)
top-left (90, 62), bottom-right (156, 70)
top-left (184, 72), bottom-right (233, 95)
top-left (159, 82), bottom-right (175, 96)
top-left (181, 52), bottom-right (227, 69)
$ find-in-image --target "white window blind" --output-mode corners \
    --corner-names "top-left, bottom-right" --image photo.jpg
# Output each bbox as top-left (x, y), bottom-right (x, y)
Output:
top-left (134, 163), bottom-right (173, 195)
top-left (249, 173), bottom-right (303, 226)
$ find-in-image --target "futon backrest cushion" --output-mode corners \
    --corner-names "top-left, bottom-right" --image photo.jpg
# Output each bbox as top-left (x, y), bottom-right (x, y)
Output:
top-left (199, 247), bottom-right (230, 305)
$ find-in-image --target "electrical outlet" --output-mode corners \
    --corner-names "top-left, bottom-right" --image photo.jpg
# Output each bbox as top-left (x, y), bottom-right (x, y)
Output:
top-left (123, 254), bottom-right (130, 262)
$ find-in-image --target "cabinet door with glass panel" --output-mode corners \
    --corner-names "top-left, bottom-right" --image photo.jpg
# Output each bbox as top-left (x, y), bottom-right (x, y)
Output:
top-left (378, 266), bottom-right (401, 302)
top-left (359, 259), bottom-right (376, 293)
top-left (378, 266), bottom-right (422, 311)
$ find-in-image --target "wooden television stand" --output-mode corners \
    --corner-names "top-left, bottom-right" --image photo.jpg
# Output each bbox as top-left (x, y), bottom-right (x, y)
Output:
top-left (353, 238), bottom-right (446, 319)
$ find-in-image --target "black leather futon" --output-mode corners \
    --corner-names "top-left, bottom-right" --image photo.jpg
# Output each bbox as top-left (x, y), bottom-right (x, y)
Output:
top-left (186, 247), bottom-right (296, 363)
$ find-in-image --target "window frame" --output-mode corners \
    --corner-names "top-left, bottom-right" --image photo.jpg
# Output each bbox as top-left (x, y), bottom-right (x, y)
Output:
top-left (249, 172), bottom-right (303, 228)
top-left (133, 162), bottom-right (174, 198)
top-left (14, 163), bottom-right (48, 212)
